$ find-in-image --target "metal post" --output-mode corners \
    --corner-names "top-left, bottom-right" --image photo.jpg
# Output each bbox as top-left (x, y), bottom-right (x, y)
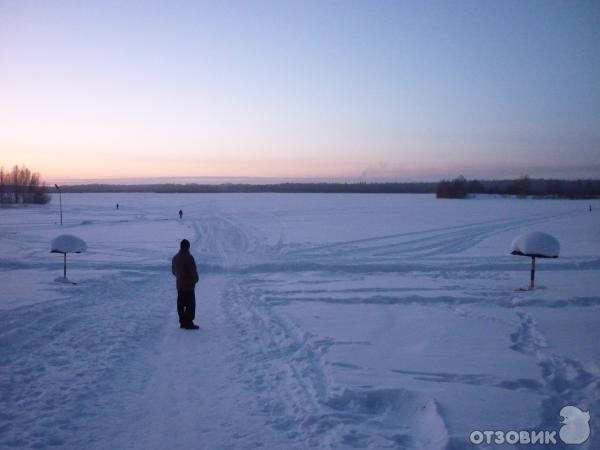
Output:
top-left (63, 253), bottom-right (67, 278)
top-left (55, 184), bottom-right (63, 226)
top-left (530, 256), bottom-right (536, 289)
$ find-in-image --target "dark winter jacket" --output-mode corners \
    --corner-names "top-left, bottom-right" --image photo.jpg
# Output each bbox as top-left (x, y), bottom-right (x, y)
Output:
top-left (171, 250), bottom-right (199, 292)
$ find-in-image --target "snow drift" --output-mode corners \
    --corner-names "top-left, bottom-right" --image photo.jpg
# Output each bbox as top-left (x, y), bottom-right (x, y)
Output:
top-left (50, 234), bottom-right (88, 254)
top-left (510, 231), bottom-right (560, 258)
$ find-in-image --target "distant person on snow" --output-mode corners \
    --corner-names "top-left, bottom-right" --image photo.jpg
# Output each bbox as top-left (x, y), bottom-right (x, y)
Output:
top-left (116, 203), bottom-right (119, 210)
top-left (179, 209), bottom-right (183, 220)
top-left (171, 239), bottom-right (199, 330)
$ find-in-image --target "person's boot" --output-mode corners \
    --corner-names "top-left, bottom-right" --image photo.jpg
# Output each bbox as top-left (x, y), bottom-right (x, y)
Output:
top-left (184, 323), bottom-right (199, 330)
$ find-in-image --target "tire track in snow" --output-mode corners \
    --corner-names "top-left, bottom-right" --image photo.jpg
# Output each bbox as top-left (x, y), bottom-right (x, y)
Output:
top-left (281, 211), bottom-right (571, 260)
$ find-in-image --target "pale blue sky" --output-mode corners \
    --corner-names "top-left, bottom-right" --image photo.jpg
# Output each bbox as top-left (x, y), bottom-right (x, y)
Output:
top-left (1, 0), bottom-right (599, 181)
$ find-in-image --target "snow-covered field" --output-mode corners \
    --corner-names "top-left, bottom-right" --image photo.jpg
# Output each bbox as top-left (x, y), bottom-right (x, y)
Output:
top-left (1, 193), bottom-right (599, 449)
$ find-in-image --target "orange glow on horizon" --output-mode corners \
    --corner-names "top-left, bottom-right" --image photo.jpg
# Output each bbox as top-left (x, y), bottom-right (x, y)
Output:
top-left (1, 150), bottom-right (372, 181)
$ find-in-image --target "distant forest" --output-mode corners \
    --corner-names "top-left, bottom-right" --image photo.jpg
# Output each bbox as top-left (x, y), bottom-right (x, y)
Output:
top-left (52, 177), bottom-right (600, 198)
top-left (57, 182), bottom-right (436, 194)
top-left (436, 176), bottom-right (600, 199)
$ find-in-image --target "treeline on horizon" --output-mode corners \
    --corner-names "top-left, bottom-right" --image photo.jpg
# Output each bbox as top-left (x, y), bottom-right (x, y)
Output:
top-left (436, 175), bottom-right (600, 198)
top-left (2, 164), bottom-right (598, 199)
top-left (53, 177), bottom-right (600, 197)
top-left (57, 182), bottom-right (436, 194)
top-left (0, 165), bottom-right (51, 204)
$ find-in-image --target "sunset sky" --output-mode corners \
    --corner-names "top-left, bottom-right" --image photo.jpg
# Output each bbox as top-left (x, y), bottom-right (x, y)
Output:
top-left (1, 1), bottom-right (599, 182)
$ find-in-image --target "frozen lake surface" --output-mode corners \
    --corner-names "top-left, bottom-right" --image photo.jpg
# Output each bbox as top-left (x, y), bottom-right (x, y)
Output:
top-left (1, 193), bottom-right (599, 449)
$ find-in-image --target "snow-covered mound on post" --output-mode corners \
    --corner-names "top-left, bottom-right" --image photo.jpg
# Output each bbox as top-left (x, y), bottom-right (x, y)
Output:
top-left (51, 235), bottom-right (88, 254)
top-left (510, 231), bottom-right (559, 258)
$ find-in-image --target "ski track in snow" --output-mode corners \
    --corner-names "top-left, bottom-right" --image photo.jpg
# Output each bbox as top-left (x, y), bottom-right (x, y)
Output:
top-left (1, 196), bottom-right (599, 449)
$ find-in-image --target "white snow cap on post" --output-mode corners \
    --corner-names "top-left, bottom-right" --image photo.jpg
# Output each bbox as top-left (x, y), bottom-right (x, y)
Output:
top-left (51, 234), bottom-right (88, 254)
top-left (510, 232), bottom-right (559, 258)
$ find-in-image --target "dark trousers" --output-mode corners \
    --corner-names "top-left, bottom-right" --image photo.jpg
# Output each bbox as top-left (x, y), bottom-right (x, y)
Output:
top-left (177, 290), bottom-right (196, 326)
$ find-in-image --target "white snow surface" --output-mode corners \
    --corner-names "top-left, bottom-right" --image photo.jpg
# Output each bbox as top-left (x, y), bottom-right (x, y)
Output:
top-left (50, 234), bottom-right (88, 254)
top-left (1, 194), bottom-right (599, 449)
top-left (511, 231), bottom-right (560, 258)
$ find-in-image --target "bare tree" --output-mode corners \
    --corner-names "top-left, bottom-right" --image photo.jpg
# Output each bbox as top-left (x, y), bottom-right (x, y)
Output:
top-left (0, 165), bottom-right (50, 204)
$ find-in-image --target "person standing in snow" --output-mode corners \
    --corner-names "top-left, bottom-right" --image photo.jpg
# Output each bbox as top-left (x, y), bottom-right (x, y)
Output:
top-left (171, 239), bottom-right (199, 330)
top-left (179, 209), bottom-right (183, 220)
